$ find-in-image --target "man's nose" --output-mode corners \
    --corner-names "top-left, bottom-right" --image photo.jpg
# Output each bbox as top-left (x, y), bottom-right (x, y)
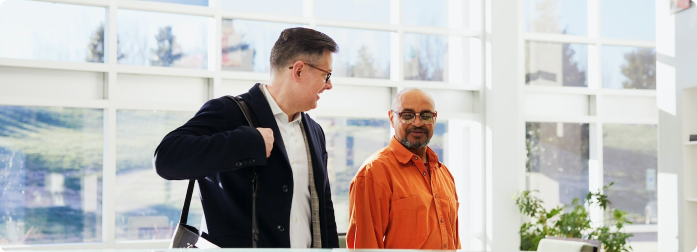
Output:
top-left (324, 80), bottom-right (333, 90)
top-left (411, 116), bottom-right (424, 127)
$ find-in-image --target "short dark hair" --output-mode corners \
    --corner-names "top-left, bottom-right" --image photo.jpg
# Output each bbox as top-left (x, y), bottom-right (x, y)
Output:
top-left (270, 27), bottom-right (338, 73)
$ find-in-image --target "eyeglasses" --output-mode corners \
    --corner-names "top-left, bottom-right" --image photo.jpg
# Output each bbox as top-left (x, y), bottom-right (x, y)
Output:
top-left (392, 110), bottom-right (437, 124)
top-left (289, 62), bottom-right (332, 83)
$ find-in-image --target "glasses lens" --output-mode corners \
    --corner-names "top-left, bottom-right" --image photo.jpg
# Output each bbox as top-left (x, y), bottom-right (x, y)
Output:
top-left (420, 112), bottom-right (434, 123)
top-left (400, 112), bottom-right (416, 122)
top-left (325, 73), bottom-right (331, 83)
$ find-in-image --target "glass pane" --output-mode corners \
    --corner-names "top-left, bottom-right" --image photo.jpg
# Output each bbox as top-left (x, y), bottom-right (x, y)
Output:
top-left (429, 122), bottom-right (448, 163)
top-left (524, 0), bottom-right (587, 36)
top-left (115, 110), bottom-right (198, 241)
top-left (404, 33), bottom-right (449, 82)
top-left (117, 10), bottom-right (208, 69)
top-left (601, 0), bottom-right (655, 41)
top-left (221, 19), bottom-right (299, 72)
top-left (402, 0), bottom-right (470, 28)
top-left (0, 106), bottom-right (103, 245)
top-left (0, 0), bottom-right (105, 63)
top-left (526, 122), bottom-right (589, 207)
top-left (316, 26), bottom-right (390, 79)
top-left (526, 42), bottom-right (588, 87)
top-left (315, 118), bottom-right (391, 232)
top-left (221, 0), bottom-right (303, 16)
top-left (603, 124), bottom-right (657, 242)
top-left (316, 0), bottom-right (390, 23)
top-left (136, 0), bottom-right (209, 6)
top-left (602, 46), bottom-right (656, 90)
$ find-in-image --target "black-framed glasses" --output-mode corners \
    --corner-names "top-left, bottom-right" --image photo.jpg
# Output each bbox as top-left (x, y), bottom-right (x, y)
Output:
top-left (392, 110), bottom-right (437, 124)
top-left (289, 62), bottom-right (332, 83)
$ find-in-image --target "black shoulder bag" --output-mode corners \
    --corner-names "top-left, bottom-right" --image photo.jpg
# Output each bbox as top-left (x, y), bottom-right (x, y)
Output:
top-left (169, 96), bottom-right (259, 248)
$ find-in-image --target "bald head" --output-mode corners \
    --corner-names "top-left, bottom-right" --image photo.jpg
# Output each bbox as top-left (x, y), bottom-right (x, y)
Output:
top-left (391, 88), bottom-right (435, 112)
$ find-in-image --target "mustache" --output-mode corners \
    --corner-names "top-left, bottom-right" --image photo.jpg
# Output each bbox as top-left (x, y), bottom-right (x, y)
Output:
top-left (406, 126), bottom-right (429, 134)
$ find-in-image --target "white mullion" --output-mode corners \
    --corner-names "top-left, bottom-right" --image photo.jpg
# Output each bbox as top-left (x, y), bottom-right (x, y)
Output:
top-left (211, 0), bottom-right (222, 98)
top-left (316, 19), bottom-right (398, 32)
top-left (116, 0), bottom-right (214, 17)
top-left (102, 0), bottom-right (118, 246)
top-left (0, 58), bottom-right (109, 73)
top-left (590, 0), bottom-right (604, 228)
top-left (524, 33), bottom-right (655, 49)
top-left (478, 0), bottom-right (486, 248)
top-left (30, 0), bottom-right (109, 7)
top-left (525, 115), bottom-right (598, 124)
top-left (0, 96), bottom-right (109, 108)
top-left (220, 10), bottom-right (310, 25)
top-left (390, 0), bottom-right (402, 83)
top-left (116, 65), bottom-right (215, 78)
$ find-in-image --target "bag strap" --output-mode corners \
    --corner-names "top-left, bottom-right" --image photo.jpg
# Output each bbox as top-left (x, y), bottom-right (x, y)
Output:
top-left (179, 96), bottom-right (256, 227)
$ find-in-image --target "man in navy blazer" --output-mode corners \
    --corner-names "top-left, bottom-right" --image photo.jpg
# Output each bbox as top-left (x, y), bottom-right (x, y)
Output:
top-left (154, 27), bottom-right (339, 248)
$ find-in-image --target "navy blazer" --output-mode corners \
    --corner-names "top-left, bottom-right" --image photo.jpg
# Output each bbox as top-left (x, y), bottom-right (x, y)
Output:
top-left (154, 84), bottom-right (339, 248)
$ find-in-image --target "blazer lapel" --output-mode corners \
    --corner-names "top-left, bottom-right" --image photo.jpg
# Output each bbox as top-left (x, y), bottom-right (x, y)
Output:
top-left (301, 113), bottom-right (326, 192)
top-left (245, 83), bottom-right (291, 168)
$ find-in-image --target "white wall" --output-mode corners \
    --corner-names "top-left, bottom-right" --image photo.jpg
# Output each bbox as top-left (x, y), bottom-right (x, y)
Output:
top-left (656, 2), bottom-right (697, 252)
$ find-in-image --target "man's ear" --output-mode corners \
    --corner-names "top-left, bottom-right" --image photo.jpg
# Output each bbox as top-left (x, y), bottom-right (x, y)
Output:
top-left (290, 61), bottom-right (304, 81)
top-left (388, 110), bottom-right (395, 128)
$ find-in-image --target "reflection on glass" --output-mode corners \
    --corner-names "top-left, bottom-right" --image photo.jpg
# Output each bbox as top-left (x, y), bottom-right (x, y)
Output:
top-left (115, 110), bottom-right (198, 241)
top-left (524, 0), bottom-right (587, 36)
top-left (136, 0), bottom-right (208, 6)
top-left (526, 42), bottom-right (587, 87)
top-left (603, 124), bottom-right (657, 242)
top-left (316, 26), bottom-right (390, 79)
top-left (403, 0), bottom-right (457, 28)
top-left (430, 122), bottom-right (448, 163)
top-left (221, 0), bottom-right (303, 16)
top-left (602, 46), bottom-right (656, 90)
top-left (316, 0), bottom-right (389, 23)
top-left (404, 33), bottom-right (449, 82)
top-left (0, 0), bottom-right (105, 63)
top-left (316, 118), bottom-right (390, 232)
top-left (221, 20), bottom-right (299, 72)
top-left (601, 0), bottom-right (655, 41)
top-left (526, 122), bottom-right (589, 207)
top-left (117, 10), bottom-right (208, 69)
top-left (0, 106), bottom-right (103, 245)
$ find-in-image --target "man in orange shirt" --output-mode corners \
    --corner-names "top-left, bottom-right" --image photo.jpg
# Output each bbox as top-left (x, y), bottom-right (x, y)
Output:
top-left (347, 88), bottom-right (460, 249)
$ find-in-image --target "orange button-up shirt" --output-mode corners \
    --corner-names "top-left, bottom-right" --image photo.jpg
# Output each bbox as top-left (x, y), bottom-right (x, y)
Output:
top-left (347, 137), bottom-right (460, 249)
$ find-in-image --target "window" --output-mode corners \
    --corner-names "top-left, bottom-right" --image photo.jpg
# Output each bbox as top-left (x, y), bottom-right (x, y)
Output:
top-left (523, 0), bottom-right (658, 250)
top-left (118, 10), bottom-right (209, 69)
top-left (0, 0), bottom-right (105, 63)
top-left (316, 26), bottom-right (390, 79)
top-left (221, 20), bottom-right (299, 72)
top-left (115, 110), bottom-right (199, 241)
top-left (603, 124), bottom-right (658, 242)
top-left (0, 106), bottom-right (103, 245)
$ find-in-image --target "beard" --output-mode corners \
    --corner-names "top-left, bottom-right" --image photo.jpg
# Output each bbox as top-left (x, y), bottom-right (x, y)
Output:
top-left (398, 126), bottom-right (431, 149)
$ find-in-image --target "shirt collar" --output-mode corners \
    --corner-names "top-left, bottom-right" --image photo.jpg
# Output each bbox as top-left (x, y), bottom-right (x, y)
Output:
top-left (388, 137), bottom-right (440, 167)
top-left (261, 84), bottom-right (301, 123)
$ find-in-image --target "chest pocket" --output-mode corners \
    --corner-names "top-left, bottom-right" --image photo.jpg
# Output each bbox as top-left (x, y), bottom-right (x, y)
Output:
top-left (389, 195), bottom-right (430, 239)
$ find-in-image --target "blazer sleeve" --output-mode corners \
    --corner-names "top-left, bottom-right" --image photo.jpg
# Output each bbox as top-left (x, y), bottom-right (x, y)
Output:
top-left (153, 97), bottom-right (267, 180)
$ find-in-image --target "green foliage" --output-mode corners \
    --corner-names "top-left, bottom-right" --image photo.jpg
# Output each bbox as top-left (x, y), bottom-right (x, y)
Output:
top-left (514, 183), bottom-right (634, 252)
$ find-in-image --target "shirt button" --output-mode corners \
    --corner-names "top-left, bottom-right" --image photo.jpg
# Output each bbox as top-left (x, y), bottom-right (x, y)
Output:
top-left (282, 185), bottom-right (289, 192)
top-left (235, 162), bottom-right (243, 167)
top-left (277, 225), bottom-right (285, 232)
top-left (414, 157), bottom-right (418, 160)
top-left (435, 194), bottom-right (438, 198)
top-left (444, 244), bottom-right (447, 248)
top-left (423, 172), bottom-right (427, 176)
top-left (440, 219), bottom-right (443, 223)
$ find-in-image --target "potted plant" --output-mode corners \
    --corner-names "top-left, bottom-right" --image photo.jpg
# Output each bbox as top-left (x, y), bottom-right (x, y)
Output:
top-left (514, 183), bottom-right (633, 252)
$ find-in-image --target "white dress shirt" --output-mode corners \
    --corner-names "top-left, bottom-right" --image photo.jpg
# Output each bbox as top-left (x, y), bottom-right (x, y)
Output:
top-left (261, 84), bottom-right (312, 248)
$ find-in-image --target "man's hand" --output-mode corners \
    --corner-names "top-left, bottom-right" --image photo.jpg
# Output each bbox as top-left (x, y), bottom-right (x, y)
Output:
top-left (256, 127), bottom-right (274, 157)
